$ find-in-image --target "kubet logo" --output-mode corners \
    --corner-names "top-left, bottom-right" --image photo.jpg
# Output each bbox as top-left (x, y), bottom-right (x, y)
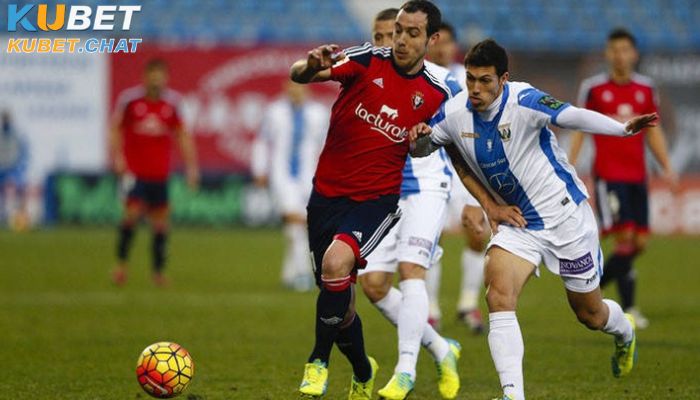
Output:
top-left (6, 4), bottom-right (141, 32)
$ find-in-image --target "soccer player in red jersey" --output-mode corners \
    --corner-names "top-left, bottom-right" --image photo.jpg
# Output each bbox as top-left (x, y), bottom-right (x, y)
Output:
top-left (110, 59), bottom-right (199, 287)
top-left (290, 2), bottom-right (519, 398)
top-left (569, 28), bottom-right (677, 329)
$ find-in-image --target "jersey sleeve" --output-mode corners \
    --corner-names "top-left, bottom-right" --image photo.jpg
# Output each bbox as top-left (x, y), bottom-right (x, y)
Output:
top-left (428, 102), bottom-right (453, 146)
top-left (329, 42), bottom-right (373, 86)
top-left (444, 72), bottom-right (463, 97)
top-left (517, 87), bottom-right (571, 126)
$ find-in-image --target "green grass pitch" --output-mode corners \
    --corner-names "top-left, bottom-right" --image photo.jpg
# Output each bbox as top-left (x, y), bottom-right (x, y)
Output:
top-left (1, 227), bottom-right (698, 399)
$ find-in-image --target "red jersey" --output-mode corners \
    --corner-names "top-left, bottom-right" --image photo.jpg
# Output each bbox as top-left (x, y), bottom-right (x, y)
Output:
top-left (314, 43), bottom-right (450, 201)
top-left (115, 87), bottom-right (183, 181)
top-left (577, 73), bottom-right (659, 182)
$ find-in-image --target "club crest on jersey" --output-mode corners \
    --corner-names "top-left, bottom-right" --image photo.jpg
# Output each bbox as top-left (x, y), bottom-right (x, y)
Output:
top-left (498, 123), bottom-right (512, 142)
top-left (411, 91), bottom-right (424, 110)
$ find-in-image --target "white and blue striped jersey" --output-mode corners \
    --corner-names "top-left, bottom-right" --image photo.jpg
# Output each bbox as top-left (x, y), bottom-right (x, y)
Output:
top-left (400, 60), bottom-right (462, 196)
top-left (430, 81), bottom-right (589, 230)
top-left (251, 99), bottom-right (328, 191)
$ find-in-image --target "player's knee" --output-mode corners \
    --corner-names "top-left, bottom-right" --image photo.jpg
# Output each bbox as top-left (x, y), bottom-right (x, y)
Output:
top-left (321, 254), bottom-right (351, 279)
top-left (361, 279), bottom-right (389, 303)
top-left (575, 307), bottom-right (607, 330)
top-left (485, 284), bottom-right (516, 311)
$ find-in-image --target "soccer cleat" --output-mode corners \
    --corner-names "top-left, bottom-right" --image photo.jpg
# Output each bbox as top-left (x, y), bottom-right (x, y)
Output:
top-left (152, 272), bottom-right (170, 287)
top-left (436, 338), bottom-right (461, 399)
top-left (490, 395), bottom-right (515, 400)
top-left (299, 359), bottom-right (329, 398)
top-left (612, 313), bottom-right (637, 378)
top-left (348, 356), bottom-right (378, 400)
top-left (377, 372), bottom-right (414, 400)
top-left (457, 308), bottom-right (484, 334)
top-left (625, 307), bottom-right (649, 329)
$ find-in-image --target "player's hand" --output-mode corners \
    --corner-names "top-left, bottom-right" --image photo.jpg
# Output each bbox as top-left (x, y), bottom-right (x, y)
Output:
top-left (484, 203), bottom-right (526, 233)
top-left (408, 122), bottom-right (432, 142)
top-left (662, 167), bottom-right (680, 194)
top-left (307, 44), bottom-right (343, 72)
top-left (461, 204), bottom-right (489, 236)
top-left (186, 167), bottom-right (200, 192)
top-left (253, 175), bottom-right (268, 188)
top-left (113, 154), bottom-right (126, 176)
top-left (624, 113), bottom-right (658, 136)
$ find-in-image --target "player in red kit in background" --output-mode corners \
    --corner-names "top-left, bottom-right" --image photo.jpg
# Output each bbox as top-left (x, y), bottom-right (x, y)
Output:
top-left (110, 59), bottom-right (199, 287)
top-left (569, 28), bottom-right (677, 328)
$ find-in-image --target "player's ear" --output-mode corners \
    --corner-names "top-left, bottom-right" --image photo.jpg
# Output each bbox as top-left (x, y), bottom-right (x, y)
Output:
top-left (427, 31), bottom-right (439, 47)
top-left (499, 71), bottom-right (510, 86)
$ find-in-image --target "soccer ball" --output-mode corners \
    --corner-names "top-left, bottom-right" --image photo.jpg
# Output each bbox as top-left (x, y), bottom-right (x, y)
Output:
top-left (136, 342), bottom-right (194, 398)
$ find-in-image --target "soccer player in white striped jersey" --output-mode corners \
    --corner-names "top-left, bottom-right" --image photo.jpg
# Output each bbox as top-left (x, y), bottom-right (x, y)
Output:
top-left (359, 8), bottom-right (462, 399)
top-left (410, 39), bottom-right (655, 400)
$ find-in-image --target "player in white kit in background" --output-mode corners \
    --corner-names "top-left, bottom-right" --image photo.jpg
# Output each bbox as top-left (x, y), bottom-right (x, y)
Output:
top-left (425, 22), bottom-right (489, 333)
top-left (357, 8), bottom-right (462, 399)
top-left (252, 80), bottom-right (328, 292)
top-left (410, 39), bottom-right (654, 400)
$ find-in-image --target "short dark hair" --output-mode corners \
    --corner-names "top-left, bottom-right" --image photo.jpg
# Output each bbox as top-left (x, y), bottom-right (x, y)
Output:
top-left (145, 58), bottom-right (168, 72)
top-left (375, 8), bottom-right (399, 22)
top-left (464, 39), bottom-right (508, 77)
top-left (399, 0), bottom-right (442, 36)
top-left (608, 27), bottom-right (637, 48)
top-left (439, 22), bottom-right (456, 41)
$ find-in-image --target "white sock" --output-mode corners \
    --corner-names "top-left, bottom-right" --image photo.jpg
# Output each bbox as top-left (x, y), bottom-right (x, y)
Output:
top-left (396, 279), bottom-right (429, 379)
top-left (488, 311), bottom-right (525, 400)
top-left (458, 248), bottom-right (485, 311)
top-left (375, 287), bottom-right (449, 362)
top-left (602, 299), bottom-right (634, 343)
top-left (289, 223), bottom-right (312, 280)
top-left (425, 261), bottom-right (442, 319)
top-left (281, 224), bottom-right (297, 283)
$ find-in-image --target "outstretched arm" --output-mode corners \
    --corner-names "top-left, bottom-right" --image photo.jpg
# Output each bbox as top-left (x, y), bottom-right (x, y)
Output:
top-left (556, 106), bottom-right (658, 137)
top-left (290, 44), bottom-right (344, 83)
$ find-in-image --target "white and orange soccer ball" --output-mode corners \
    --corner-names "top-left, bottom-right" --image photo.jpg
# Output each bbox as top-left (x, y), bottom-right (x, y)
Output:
top-left (136, 342), bottom-right (194, 398)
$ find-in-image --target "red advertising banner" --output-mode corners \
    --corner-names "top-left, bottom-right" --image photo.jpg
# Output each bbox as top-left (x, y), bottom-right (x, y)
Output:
top-left (111, 44), bottom-right (340, 173)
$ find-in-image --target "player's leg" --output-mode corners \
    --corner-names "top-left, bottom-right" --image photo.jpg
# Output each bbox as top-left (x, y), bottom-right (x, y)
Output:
top-left (147, 204), bottom-right (170, 286)
top-left (113, 178), bottom-right (145, 285)
top-left (457, 204), bottom-right (489, 334)
top-left (484, 246), bottom-right (536, 400)
top-left (617, 182), bottom-right (651, 327)
top-left (424, 253), bottom-right (442, 329)
top-left (282, 212), bottom-right (313, 291)
top-left (565, 287), bottom-right (636, 377)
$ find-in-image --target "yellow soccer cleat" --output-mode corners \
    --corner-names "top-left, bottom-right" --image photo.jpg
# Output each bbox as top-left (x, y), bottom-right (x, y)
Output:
top-left (491, 395), bottom-right (515, 400)
top-left (299, 359), bottom-right (328, 398)
top-left (348, 356), bottom-right (379, 400)
top-left (612, 313), bottom-right (638, 378)
top-left (377, 372), bottom-right (414, 400)
top-left (436, 338), bottom-right (461, 399)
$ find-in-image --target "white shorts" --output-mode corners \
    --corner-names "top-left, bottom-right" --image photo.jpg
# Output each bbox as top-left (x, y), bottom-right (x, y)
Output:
top-left (488, 201), bottom-right (603, 293)
top-left (271, 179), bottom-right (309, 216)
top-left (445, 174), bottom-right (480, 231)
top-left (360, 191), bottom-right (448, 275)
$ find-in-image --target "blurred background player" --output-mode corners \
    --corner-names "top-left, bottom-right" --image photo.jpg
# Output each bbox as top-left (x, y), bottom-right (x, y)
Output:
top-left (251, 79), bottom-right (328, 292)
top-left (110, 59), bottom-right (199, 287)
top-left (289, 1), bottom-right (456, 398)
top-left (358, 8), bottom-right (461, 399)
top-left (0, 109), bottom-right (30, 231)
top-left (425, 22), bottom-right (489, 333)
top-left (568, 28), bottom-right (677, 329)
